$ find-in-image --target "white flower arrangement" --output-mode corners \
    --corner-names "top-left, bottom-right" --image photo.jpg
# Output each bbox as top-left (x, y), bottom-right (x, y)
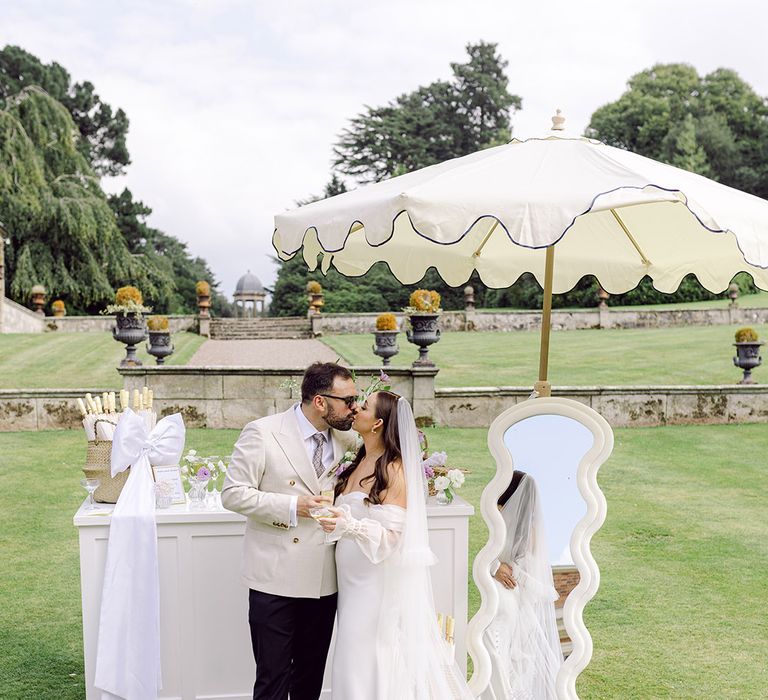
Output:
top-left (422, 449), bottom-right (467, 503)
top-left (180, 449), bottom-right (229, 486)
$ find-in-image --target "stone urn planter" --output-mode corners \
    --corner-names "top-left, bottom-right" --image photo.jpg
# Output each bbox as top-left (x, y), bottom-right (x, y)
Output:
top-left (406, 313), bottom-right (441, 366)
top-left (196, 280), bottom-right (212, 318)
top-left (373, 330), bottom-right (400, 365)
top-left (147, 330), bottom-right (175, 365)
top-left (30, 284), bottom-right (46, 315)
top-left (113, 312), bottom-right (147, 367)
top-left (306, 281), bottom-right (324, 314)
top-left (51, 300), bottom-right (66, 317)
top-left (733, 341), bottom-right (763, 384)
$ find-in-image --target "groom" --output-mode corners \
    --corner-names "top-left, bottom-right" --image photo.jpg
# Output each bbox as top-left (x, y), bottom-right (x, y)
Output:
top-left (222, 362), bottom-right (359, 700)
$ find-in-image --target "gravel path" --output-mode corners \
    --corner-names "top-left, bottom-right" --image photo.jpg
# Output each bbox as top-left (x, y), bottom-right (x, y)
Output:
top-left (187, 339), bottom-right (343, 367)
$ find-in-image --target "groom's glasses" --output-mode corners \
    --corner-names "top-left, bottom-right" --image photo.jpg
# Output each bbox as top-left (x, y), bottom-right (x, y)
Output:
top-left (319, 394), bottom-right (358, 409)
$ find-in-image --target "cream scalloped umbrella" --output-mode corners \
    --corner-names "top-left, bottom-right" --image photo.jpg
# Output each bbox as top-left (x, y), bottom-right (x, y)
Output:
top-left (273, 113), bottom-right (768, 395)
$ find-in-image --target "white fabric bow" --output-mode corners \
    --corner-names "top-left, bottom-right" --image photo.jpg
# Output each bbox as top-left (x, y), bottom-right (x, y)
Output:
top-left (94, 409), bottom-right (185, 700)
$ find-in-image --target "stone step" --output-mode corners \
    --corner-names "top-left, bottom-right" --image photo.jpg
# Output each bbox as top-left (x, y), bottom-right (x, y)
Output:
top-left (209, 316), bottom-right (313, 340)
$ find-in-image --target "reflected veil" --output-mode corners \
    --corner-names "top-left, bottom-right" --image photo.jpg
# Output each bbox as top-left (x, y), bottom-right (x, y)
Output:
top-left (481, 472), bottom-right (563, 700)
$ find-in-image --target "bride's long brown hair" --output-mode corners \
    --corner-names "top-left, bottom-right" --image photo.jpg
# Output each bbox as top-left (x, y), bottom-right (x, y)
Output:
top-left (334, 391), bottom-right (401, 505)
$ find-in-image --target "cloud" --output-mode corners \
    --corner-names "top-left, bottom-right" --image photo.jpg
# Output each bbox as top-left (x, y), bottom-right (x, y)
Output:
top-left (2, 0), bottom-right (767, 298)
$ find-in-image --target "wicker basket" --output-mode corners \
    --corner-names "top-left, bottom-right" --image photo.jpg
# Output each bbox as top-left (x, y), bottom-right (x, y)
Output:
top-left (82, 438), bottom-right (129, 503)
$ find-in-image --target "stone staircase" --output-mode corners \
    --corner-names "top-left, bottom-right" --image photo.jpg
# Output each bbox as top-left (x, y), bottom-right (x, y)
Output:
top-left (209, 317), bottom-right (313, 340)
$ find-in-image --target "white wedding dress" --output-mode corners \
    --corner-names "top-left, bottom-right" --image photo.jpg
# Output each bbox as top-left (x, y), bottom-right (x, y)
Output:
top-left (332, 491), bottom-right (406, 698)
top-left (327, 398), bottom-right (474, 700)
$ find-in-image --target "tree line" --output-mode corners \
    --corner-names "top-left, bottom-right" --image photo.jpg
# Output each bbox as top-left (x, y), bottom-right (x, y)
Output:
top-left (1, 43), bottom-right (765, 317)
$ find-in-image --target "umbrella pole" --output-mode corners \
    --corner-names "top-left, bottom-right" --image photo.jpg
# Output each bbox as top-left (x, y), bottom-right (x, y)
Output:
top-left (534, 245), bottom-right (555, 398)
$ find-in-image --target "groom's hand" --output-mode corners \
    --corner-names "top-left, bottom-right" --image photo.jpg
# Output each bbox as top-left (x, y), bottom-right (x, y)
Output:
top-left (297, 494), bottom-right (333, 518)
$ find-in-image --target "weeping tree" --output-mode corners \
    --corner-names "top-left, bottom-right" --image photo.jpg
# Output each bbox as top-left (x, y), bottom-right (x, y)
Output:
top-left (0, 87), bottom-right (173, 311)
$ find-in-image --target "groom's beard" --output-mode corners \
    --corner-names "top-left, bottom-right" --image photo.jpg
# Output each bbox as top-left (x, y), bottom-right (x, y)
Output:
top-left (324, 405), bottom-right (354, 431)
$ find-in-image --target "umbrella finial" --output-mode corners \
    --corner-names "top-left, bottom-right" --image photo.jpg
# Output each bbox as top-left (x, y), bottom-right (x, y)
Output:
top-left (551, 109), bottom-right (566, 131)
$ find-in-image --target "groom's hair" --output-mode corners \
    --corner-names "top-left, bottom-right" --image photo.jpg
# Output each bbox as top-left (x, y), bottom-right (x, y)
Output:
top-left (301, 362), bottom-right (354, 403)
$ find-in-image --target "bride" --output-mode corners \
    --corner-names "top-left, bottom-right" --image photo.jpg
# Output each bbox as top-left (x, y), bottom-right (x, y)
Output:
top-left (482, 471), bottom-right (564, 700)
top-left (318, 390), bottom-right (473, 699)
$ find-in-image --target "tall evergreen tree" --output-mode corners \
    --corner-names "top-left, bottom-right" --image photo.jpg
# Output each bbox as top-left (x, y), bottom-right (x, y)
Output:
top-left (0, 45), bottom-right (130, 177)
top-left (333, 41), bottom-right (521, 183)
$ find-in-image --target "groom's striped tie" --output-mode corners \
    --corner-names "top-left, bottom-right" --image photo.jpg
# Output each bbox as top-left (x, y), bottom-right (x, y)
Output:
top-left (311, 433), bottom-right (326, 478)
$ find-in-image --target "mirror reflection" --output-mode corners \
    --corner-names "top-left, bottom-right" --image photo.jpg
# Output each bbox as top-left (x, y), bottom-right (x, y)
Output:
top-left (481, 414), bottom-right (595, 699)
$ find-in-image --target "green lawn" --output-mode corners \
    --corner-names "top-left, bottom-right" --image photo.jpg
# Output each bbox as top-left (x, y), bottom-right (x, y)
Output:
top-left (2, 322), bottom-right (767, 391)
top-left (0, 331), bottom-right (205, 389)
top-left (323, 323), bottom-right (768, 387)
top-left (1, 423), bottom-right (765, 698)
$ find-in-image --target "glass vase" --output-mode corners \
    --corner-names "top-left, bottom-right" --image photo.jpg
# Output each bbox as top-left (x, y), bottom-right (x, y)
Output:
top-left (188, 477), bottom-right (210, 506)
top-left (436, 488), bottom-right (451, 505)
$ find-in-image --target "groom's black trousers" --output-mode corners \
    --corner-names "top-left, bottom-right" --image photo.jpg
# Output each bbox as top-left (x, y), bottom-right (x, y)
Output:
top-left (249, 588), bottom-right (337, 700)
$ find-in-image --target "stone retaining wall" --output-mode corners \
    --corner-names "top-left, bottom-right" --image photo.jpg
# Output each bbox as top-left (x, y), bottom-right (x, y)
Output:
top-left (311, 306), bottom-right (768, 335)
top-left (118, 366), bottom-right (439, 429)
top-left (0, 297), bottom-right (45, 333)
top-left (434, 385), bottom-right (768, 428)
top-left (3, 374), bottom-right (766, 431)
top-left (0, 388), bottom-right (105, 431)
top-left (46, 314), bottom-right (197, 333)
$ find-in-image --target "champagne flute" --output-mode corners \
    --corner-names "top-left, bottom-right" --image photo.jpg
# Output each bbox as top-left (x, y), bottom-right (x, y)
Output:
top-left (310, 488), bottom-right (336, 521)
top-left (80, 478), bottom-right (101, 511)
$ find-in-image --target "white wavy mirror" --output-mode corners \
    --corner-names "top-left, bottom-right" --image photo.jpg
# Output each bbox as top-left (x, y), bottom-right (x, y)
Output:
top-left (467, 398), bottom-right (613, 700)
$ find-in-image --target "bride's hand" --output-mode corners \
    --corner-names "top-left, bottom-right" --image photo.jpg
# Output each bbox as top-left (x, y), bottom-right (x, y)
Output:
top-left (318, 506), bottom-right (345, 533)
top-left (493, 562), bottom-right (517, 589)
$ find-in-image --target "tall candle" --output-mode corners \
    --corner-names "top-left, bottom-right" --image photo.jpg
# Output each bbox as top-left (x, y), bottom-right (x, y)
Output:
top-left (445, 615), bottom-right (455, 642)
top-left (132, 389), bottom-right (140, 410)
top-left (120, 390), bottom-right (129, 411)
top-left (76, 398), bottom-right (87, 417)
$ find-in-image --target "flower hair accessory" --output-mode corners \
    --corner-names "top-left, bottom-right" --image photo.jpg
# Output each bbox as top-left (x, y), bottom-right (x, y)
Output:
top-left (354, 368), bottom-right (391, 405)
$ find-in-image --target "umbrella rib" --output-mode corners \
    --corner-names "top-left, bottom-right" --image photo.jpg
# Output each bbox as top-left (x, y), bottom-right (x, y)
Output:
top-left (610, 208), bottom-right (651, 265)
top-left (473, 220), bottom-right (500, 257)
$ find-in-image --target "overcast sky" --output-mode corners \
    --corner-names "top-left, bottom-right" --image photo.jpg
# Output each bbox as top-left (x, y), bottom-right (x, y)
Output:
top-left (2, 0), bottom-right (767, 298)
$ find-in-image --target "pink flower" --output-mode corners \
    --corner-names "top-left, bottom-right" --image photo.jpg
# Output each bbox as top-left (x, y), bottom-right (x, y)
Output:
top-left (379, 369), bottom-right (390, 383)
top-left (423, 464), bottom-right (435, 479)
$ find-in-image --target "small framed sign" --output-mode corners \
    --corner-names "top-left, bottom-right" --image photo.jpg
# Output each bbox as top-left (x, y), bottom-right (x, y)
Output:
top-left (152, 465), bottom-right (186, 505)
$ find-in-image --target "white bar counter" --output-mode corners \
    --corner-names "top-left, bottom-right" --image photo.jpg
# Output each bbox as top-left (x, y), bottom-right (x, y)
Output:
top-left (74, 495), bottom-right (474, 700)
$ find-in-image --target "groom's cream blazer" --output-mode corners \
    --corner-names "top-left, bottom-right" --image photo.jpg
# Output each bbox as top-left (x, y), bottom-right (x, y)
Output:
top-left (222, 405), bottom-right (357, 599)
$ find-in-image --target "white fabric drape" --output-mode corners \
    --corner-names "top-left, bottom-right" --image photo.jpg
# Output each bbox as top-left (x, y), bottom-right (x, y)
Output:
top-left (94, 409), bottom-right (185, 700)
top-left (482, 474), bottom-right (563, 700)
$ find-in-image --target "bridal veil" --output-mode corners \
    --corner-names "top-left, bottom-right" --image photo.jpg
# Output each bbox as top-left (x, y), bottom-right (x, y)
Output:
top-left (375, 397), bottom-right (473, 699)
